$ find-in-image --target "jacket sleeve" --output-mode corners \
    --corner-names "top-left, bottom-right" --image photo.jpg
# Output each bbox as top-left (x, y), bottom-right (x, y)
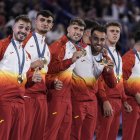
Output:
top-left (0, 36), bottom-right (11, 61)
top-left (48, 36), bottom-right (73, 74)
top-left (25, 68), bottom-right (35, 88)
top-left (102, 54), bottom-right (117, 88)
top-left (45, 74), bottom-right (55, 89)
top-left (97, 76), bottom-right (109, 102)
top-left (102, 68), bottom-right (117, 88)
top-left (122, 50), bottom-right (138, 96)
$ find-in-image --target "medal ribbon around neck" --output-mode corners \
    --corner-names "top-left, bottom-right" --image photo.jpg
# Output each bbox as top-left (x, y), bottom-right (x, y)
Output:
top-left (32, 32), bottom-right (46, 58)
top-left (133, 48), bottom-right (140, 62)
top-left (75, 42), bottom-right (87, 56)
top-left (11, 38), bottom-right (25, 76)
top-left (106, 46), bottom-right (121, 77)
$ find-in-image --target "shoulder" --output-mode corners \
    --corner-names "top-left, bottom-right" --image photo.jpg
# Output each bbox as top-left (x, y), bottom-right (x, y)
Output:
top-left (0, 36), bottom-right (12, 60)
top-left (22, 32), bottom-right (33, 48)
top-left (122, 49), bottom-right (135, 60)
top-left (0, 36), bottom-right (12, 50)
top-left (49, 35), bottom-right (68, 54)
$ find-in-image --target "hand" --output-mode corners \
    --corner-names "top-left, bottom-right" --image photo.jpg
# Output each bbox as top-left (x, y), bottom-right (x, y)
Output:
top-left (81, 48), bottom-right (87, 56)
top-left (135, 93), bottom-right (140, 104)
top-left (105, 59), bottom-right (114, 71)
top-left (103, 101), bottom-right (113, 117)
top-left (72, 51), bottom-right (85, 63)
top-left (102, 48), bottom-right (108, 57)
top-left (32, 68), bottom-right (42, 83)
top-left (54, 78), bottom-right (63, 90)
top-left (31, 59), bottom-right (44, 69)
top-left (123, 101), bottom-right (133, 113)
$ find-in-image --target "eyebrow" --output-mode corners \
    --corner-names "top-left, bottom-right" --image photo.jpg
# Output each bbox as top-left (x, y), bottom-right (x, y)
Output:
top-left (18, 23), bottom-right (24, 26)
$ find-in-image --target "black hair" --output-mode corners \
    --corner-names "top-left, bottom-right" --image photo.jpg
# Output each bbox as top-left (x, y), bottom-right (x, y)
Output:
top-left (134, 30), bottom-right (140, 43)
top-left (105, 21), bottom-right (122, 31)
top-left (15, 15), bottom-right (31, 24)
top-left (84, 19), bottom-right (99, 30)
top-left (91, 24), bottom-right (106, 36)
top-left (36, 10), bottom-right (54, 20)
top-left (69, 17), bottom-right (86, 28)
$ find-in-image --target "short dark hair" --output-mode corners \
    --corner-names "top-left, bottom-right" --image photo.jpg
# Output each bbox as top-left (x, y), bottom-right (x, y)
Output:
top-left (69, 17), bottom-right (86, 28)
top-left (91, 24), bottom-right (106, 36)
top-left (15, 15), bottom-right (31, 24)
top-left (36, 10), bottom-right (54, 20)
top-left (84, 19), bottom-right (99, 30)
top-left (134, 30), bottom-right (140, 42)
top-left (105, 21), bottom-right (122, 30)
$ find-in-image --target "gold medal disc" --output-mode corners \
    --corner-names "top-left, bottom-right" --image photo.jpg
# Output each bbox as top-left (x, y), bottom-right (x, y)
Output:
top-left (17, 75), bottom-right (23, 84)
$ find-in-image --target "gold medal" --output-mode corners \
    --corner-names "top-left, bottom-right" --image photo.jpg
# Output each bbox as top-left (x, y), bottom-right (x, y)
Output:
top-left (100, 58), bottom-right (108, 65)
top-left (40, 68), bottom-right (47, 74)
top-left (81, 48), bottom-right (87, 56)
top-left (116, 75), bottom-right (121, 83)
top-left (17, 75), bottom-right (23, 84)
top-left (41, 57), bottom-right (47, 65)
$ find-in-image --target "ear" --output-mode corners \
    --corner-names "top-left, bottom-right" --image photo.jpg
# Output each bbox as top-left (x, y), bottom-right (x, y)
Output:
top-left (34, 19), bottom-right (37, 26)
top-left (51, 23), bottom-right (54, 29)
top-left (85, 30), bottom-right (90, 36)
top-left (67, 26), bottom-right (70, 33)
top-left (12, 24), bottom-right (15, 32)
top-left (89, 36), bottom-right (92, 42)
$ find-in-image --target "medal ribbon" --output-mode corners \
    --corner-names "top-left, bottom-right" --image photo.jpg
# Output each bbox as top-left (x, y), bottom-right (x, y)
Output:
top-left (11, 39), bottom-right (25, 75)
top-left (106, 46), bottom-right (120, 76)
top-left (33, 32), bottom-right (46, 58)
top-left (133, 48), bottom-right (140, 62)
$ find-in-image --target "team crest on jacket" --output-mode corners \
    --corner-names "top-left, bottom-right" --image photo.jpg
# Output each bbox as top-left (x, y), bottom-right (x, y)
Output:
top-left (30, 45), bottom-right (34, 47)
top-left (10, 52), bottom-right (14, 54)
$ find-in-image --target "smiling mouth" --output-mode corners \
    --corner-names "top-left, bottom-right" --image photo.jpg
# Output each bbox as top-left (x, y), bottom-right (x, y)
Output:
top-left (96, 45), bottom-right (101, 48)
top-left (19, 34), bottom-right (26, 38)
top-left (74, 36), bottom-right (81, 39)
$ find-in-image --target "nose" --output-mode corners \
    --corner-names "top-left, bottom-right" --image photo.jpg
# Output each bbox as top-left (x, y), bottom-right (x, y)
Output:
top-left (20, 27), bottom-right (25, 32)
top-left (97, 39), bottom-right (102, 45)
top-left (19, 28), bottom-right (27, 37)
top-left (114, 31), bottom-right (119, 35)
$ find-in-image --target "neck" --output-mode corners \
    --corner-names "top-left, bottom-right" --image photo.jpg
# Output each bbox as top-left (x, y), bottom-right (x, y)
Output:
top-left (92, 50), bottom-right (100, 56)
top-left (67, 35), bottom-right (77, 44)
top-left (106, 40), bottom-right (116, 48)
top-left (12, 36), bottom-right (22, 43)
top-left (35, 30), bottom-right (46, 36)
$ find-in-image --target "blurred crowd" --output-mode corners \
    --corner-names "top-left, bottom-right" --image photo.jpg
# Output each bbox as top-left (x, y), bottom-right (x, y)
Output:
top-left (0, 0), bottom-right (140, 54)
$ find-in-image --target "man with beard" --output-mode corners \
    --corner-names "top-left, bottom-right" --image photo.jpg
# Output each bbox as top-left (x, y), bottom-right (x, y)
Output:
top-left (23, 10), bottom-right (54, 140)
top-left (96, 21), bottom-right (132, 140)
top-left (0, 15), bottom-right (32, 140)
top-left (70, 24), bottom-right (116, 140)
top-left (45, 17), bottom-right (86, 140)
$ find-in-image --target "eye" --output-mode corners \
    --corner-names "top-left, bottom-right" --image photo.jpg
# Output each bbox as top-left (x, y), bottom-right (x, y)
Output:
top-left (40, 18), bottom-right (45, 22)
top-left (93, 36), bottom-right (98, 41)
top-left (110, 30), bottom-right (115, 33)
top-left (73, 27), bottom-right (78, 30)
top-left (101, 38), bottom-right (105, 42)
top-left (80, 28), bottom-right (84, 32)
top-left (46, 19), bottom-right (53, 24)
top-left (18, 26), bottom-right (24, 29)
top-left (25, 27), bottom-right (31, 32)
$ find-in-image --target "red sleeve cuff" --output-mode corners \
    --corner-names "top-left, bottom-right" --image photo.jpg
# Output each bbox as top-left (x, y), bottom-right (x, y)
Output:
top-left (63, 58), bottom-right (73, 68)
top-left (101, 97), bottom-right (109, 102)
